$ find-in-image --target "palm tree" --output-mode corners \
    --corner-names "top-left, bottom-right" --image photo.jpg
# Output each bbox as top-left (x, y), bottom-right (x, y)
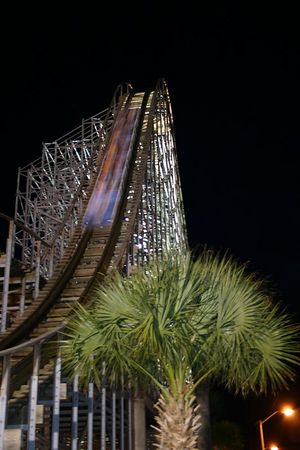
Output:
top-left (61, 249), bottom-right (300, 450)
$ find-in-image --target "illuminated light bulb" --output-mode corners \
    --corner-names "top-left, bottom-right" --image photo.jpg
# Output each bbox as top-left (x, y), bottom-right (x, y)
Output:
top-left (282, 406), bottom-right (294, 416)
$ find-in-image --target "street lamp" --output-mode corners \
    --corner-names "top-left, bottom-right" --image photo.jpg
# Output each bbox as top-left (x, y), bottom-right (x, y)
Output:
top-left (258, 406), bottom-right (294, 450)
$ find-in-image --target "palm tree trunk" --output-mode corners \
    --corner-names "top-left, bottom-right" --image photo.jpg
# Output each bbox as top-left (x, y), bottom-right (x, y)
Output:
top-left (152, 388), bottom-right (201, 450)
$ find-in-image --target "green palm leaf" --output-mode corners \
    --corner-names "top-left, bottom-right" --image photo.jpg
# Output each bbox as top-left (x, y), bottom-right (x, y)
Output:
top-left (61, 248), bottom-right (300, 447)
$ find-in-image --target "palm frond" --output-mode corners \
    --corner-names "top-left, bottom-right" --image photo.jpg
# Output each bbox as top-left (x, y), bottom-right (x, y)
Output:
top-left (61, 248), bottom-right (300, 398)
top-left (193, 249), bottom-right (300, 394)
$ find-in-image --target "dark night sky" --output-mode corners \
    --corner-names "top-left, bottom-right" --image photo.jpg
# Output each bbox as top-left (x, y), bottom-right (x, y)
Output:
top-left (1, 3), bottom-right (300, 448)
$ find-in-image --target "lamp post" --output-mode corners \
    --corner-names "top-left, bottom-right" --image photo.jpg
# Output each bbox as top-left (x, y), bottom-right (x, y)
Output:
top-left (258, 406), bottom-right (294, 450)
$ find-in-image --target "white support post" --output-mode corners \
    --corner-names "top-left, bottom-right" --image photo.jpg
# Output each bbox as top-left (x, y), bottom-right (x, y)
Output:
top-left (0, 355), bottom-right (11, 450)
top-left (87, 381), bottom-right (94, 450)
top-left (101, 362), bottom-right (106, 450)
top-left (27, 343), bottom-right (41, 450)
top-left (112, 386), bottom-right (116, 450)
top-left (33, 241), bottom-right (41, 299)
top-left (1, 221), bottom-right (14, 333)
top-left (51, 355), bottom-right (61, 450)
top-left (71, 374), bottom-right (79, 450)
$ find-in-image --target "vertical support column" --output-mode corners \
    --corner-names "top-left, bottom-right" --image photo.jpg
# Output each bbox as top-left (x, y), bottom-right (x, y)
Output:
top-left (27, 343), bottom-right (41, 450)
top-left (13, 167), bottom-right (21, 259)
top-left (87, 354), bottom-right (94, 450)
top-left (87, 381), bottom-right (94, 450)
top-left (0, 355), bottom-right (11, 450)
top-left (51, 354), bottom-right (61, 450)
top-left (128, 389), bottom-right (132, 450)
top-left (112, 385), bottom-right (116, 450)
top-left (34, 240), bottom-right (41, 299)
top-left (19, 277), bottom-right (26, 316)
top-left (71, 374), bottom-right (79, 450)
top-left (120, 391), bottom-right (124, 450)
top-left (132, 393), bottom-right (145, 450)
top-left (1, 220), bottom-right (14, 333)
top-left (101, 362), bottom-right (106, 450)
top-left (49, 247), bottom-right (54, 279)
top-left (60, 230), bottom-right (65, 260)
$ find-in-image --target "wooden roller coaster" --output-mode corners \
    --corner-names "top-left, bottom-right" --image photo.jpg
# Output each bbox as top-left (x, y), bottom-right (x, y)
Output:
top-left (0, 80), bottom-right (187, 449)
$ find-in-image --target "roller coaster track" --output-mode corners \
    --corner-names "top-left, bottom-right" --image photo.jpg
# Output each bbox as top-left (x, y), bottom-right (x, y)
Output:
top-left (0, 91), bottom-right (150, 344)
top-left (0, 79), bottom-right (187, 449)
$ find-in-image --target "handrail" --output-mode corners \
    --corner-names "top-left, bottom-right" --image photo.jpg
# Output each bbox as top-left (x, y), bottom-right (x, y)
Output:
top-left (0, 227), bottom-right (92, 350)
top-left (0, 323), bottom-right (66, 357)
top-left (0, 212), bottom-right (51, 248)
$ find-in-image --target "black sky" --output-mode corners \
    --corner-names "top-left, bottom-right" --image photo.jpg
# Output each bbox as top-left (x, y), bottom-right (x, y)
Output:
top-left (1, 3), bottom-right (300, 446)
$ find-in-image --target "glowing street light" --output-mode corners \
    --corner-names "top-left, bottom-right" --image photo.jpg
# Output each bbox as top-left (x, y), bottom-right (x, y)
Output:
top-left (281, 407), bottom-right (293, 416)
top-left (270, 445), bottom-right (279, 450)
top-left (258, 406), bottom-right (294, 450)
